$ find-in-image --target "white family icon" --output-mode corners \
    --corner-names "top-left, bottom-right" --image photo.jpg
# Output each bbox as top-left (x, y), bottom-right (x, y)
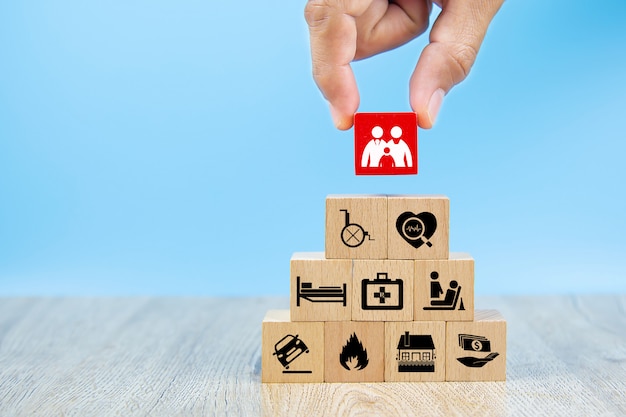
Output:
top-left (360, 125), bottom-right (413, 168)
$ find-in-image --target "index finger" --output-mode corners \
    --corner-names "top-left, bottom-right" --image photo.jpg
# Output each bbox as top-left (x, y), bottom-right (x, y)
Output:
top-left (305, 1), bottom-right (368, 130)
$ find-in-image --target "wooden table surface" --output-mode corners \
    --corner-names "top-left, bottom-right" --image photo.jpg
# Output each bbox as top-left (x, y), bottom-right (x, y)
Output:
top-left (0, 296), bottom-right (624, 416)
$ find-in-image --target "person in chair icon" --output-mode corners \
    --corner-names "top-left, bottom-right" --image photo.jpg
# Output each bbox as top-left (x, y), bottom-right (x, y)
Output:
top-left (423, 271), bottom-right (465, 311)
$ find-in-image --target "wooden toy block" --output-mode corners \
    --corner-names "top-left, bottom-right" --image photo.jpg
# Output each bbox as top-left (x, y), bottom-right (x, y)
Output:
top-left (414, 253), bottom-right (474, 322)
top-left (324, 321), bottom-right (385, 382)
top-left (384, 321), bottom-right (446, 382)
top-left (354, 112), bottom-right (418, 176)
top-left (352, 260), bottom-right (414, 322)
top-left (446, 310), bottom-right (507, 381)
top-left (262, 310), bottom-right (324, 383)
top-left (387, 195), bottom-right (449, 260)
top-left (325, 195), bottom-right (387, 260)
top-left (290, 252), bottom-right (352, 322)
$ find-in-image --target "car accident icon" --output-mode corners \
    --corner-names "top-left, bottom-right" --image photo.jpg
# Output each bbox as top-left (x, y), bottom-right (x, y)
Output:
top-left (273, 334), bottom-right (312, 374)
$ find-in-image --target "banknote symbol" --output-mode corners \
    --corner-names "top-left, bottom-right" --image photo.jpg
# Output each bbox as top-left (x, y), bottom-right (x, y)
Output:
top-left (472, 340), bottom-right (483, 351)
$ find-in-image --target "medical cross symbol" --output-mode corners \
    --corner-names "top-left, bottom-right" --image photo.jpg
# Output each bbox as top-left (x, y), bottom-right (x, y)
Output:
top-left (361, 273), bottom-right (404, 311)
top-left (373, 286), bottom-right (391, 304)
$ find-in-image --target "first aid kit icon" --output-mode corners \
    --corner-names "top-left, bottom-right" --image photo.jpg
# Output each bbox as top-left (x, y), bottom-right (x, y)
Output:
top-left (361, 272), bottom-right (404, 310)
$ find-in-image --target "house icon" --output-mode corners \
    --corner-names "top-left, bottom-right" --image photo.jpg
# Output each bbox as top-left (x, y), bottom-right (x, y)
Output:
top-left (396, 332), bottom-right (436, 373)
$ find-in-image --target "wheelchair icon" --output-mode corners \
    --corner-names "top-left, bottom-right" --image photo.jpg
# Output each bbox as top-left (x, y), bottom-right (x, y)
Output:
top-left (340, 209), bottom-right (373, 248)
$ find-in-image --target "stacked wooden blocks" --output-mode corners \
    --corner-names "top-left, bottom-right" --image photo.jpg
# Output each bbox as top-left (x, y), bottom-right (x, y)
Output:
top-left (262, 195), bottom-right (506, 383)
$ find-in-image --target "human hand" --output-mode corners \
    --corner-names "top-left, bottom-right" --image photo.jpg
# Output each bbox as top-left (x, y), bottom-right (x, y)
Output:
top-left (304, 0), bottom-right (504, 130)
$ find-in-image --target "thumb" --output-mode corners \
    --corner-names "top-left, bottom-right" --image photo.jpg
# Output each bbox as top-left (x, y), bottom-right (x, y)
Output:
top-left (410, 0), bottom-right (503, 129)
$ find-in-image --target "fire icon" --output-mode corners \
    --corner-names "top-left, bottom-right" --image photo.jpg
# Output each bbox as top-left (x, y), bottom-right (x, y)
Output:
top-left (339, 333), bottom-right (369, 371)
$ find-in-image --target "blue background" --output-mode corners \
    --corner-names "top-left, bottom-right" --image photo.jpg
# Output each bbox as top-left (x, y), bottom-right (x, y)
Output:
top-left (1, 1), bottom-right (625, 296)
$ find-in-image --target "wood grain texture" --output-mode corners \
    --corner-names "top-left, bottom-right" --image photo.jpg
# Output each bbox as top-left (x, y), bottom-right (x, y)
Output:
top-left (414, 253), bottom-right (475, 322)
top-left (324, 321), bottom-right (385, 383)
top-left (290, 252), bottom-right (352, 322)
top-left (352, 260), bottom-right (414, 322)
top-left (445, 310), bottom-right (506, 381)
top-left (325, 195), bottom-right (388, 260)
top-left (387, 195), bottom-right (449, 260)
top-left (384, 321), bottom-right (446, 382)
top-left (0, 295), bottom-right (625, 416)
top-left (262, 310), bottom-right (324, 383)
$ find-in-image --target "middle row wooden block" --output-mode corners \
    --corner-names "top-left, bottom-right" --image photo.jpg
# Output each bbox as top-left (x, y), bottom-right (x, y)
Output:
top-left (290, 252), bottom-right (474, 322)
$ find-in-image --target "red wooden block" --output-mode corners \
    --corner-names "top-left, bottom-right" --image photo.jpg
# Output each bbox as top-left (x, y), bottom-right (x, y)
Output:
top-left (354, 112), bottom-right (418, 176)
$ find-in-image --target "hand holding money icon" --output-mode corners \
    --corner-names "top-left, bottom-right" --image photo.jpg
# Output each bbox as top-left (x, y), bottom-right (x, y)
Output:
top-left (457, 334), bottom-right (499, 368)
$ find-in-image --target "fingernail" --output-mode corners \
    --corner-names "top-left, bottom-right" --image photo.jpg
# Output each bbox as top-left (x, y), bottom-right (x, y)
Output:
top-left (329, 103), bottom-right (343, 129)
top-left (427, 89), bottom-right (445, 127)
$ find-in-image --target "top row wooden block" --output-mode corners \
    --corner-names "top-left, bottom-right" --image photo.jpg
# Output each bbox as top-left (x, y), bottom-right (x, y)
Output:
top-left (325, 195), bottom-right (449, 260)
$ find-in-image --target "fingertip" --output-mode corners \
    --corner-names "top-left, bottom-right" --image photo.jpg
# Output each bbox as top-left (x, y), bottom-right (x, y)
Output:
top-left (415, 89), bottom-right (445, 129)
top-left (329, 103), bottom-right (353, 130)
top-left (335, 116), bottom-right (354, 131)
top-left (411, 94), bottom-right (433, 130)
top-left (410, 45), bottom-right (450, 129)
top-left (425, 88), bottom-right (445, 128)
top-left (417, 113), bottom-right (433, 130)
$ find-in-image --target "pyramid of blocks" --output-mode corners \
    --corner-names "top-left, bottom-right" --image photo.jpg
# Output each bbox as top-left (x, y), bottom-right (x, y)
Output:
top-left (262, 195), bottom-right (506, 383)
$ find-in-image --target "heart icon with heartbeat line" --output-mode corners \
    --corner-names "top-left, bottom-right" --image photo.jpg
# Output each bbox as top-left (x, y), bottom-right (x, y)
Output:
top-left (396, 211), bottom-right (437, 249)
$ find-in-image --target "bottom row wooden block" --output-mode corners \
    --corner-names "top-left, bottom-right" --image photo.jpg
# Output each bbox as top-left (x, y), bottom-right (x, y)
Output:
top-left (262, 310), bottom-right (506, 383)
